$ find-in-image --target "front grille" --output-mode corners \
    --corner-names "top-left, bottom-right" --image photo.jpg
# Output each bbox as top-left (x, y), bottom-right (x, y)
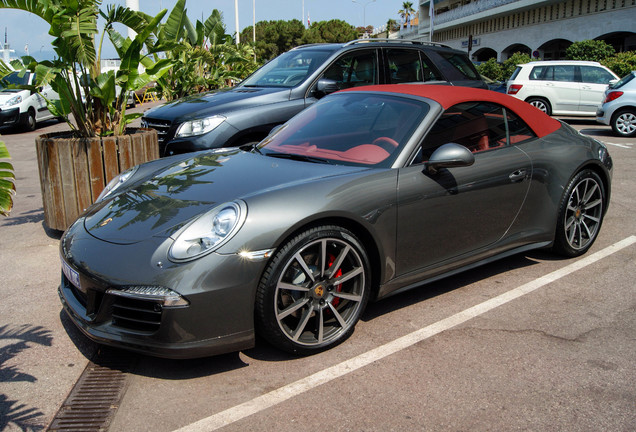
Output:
top-left (112, 296), bottom-right (163, 333)
top-left (141, 117), bottom-right (172, 145)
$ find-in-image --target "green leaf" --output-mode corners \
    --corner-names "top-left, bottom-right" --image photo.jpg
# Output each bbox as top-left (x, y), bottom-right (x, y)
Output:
top-left (161, 0), bottom-right (187, 42)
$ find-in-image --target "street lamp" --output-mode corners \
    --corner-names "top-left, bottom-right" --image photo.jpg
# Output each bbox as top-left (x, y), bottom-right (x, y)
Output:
top-left (352, 0), bottom-right (376, 28)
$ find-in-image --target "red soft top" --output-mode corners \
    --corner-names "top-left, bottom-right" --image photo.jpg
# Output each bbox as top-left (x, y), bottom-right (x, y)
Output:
top-left (341, 84), bottom-right (562, 138)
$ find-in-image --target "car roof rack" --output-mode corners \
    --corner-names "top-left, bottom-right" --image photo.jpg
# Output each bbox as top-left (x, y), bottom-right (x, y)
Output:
top-left (344, 38), bottom-right (452, 49)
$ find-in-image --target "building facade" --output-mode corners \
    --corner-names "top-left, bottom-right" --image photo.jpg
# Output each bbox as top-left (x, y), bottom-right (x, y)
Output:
top-left (406, 0), bottom-right (636, 61)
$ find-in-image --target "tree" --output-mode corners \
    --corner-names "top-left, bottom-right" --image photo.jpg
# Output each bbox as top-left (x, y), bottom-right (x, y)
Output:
top-left (602, 51), bottom-right (636, 77)
top-left (565, 40), bottom-right (615, 62)
top-left (0, 0), bottom-right (173, 137)
top-left (0, 139), bottom-right (15, 216)
top-left (476, 58), bottom-right (504, 81)
top-left (399, 2), bottom-right (416, 26)
top-left (151, 4), bottom-right (259, 100)
top-left (501, 52), bottom-right (533, 80)
top-left (240, 20), bottom-right (305, 62)
top-left (301, 20), bottom-right (358, 44)
top-left (386, 18), bottom-right (399, 34)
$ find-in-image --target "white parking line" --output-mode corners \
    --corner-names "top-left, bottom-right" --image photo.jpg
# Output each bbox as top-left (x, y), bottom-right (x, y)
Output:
top-left (604, 142), bottom-right (633, 149)
top-left (175, 235), bottom-right (636, 432)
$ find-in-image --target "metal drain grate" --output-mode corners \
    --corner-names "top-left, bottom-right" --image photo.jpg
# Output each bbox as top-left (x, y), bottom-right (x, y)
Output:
top-left (48, 349), bottom-right (136, 431)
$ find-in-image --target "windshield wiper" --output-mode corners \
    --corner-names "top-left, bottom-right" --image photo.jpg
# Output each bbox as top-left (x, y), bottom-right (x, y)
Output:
top-left (239, 142), bottom-right (262, 154)
top-left (265, 152), bottom-right (333, 165)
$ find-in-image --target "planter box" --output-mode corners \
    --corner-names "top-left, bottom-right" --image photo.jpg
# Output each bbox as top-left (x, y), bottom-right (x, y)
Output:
top-left (36, 128), bottom-right (159, 231)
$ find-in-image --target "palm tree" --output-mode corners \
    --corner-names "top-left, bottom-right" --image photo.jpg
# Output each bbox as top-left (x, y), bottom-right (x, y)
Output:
top-left (386, 18), bottom-right (398, 34)
top-left (399, 1), bottom-right (416, 26)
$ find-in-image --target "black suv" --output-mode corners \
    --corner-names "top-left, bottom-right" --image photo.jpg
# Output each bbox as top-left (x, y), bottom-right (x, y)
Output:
top-left (142, 39), bottom-right (487, 156)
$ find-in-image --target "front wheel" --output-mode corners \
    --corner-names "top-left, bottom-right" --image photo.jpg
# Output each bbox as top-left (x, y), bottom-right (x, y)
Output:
top-left (22, 109), bottom-right (36, 131)
top-left (611, 109), bottom-right (636, 137)
top-left (553, 169), bottom-right (605, 257)
top-left (255, 226), bottom-right (371, 355)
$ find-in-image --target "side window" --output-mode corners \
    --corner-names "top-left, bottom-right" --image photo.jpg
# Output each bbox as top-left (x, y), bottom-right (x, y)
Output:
top-left (553, 65), bottom-right (576, 82)
top-left (505, 109), bottom-right (537, 144)
top-left (415, 102), bottom-right (507, 163)
top-left (386, 49), bottom-right (442, 83)
top-left (580, 66), bottom-right (615, 84)
top-left (322, 50), bottom-right (377, 90)
top-left (438, 52), bottom-right (481, 80)
top-left (530, 66), bottom-right (550, 80)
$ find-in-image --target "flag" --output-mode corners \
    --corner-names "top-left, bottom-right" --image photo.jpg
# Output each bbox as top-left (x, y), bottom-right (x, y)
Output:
top-left (429, 0), bottom-right (435, 41)
top-left (308, 13), bottom-right (311, 27)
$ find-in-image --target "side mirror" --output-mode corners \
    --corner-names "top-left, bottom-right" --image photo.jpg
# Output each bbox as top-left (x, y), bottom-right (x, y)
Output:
top-left (426, 143), bottom-right (475, 174)
top-left (315, 78), bottom-right (339, 98)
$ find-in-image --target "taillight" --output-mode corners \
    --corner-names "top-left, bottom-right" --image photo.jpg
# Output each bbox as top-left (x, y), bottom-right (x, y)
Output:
top-left (507, 84), bottom-right (523, 95)
top-left (603, 91), bottom-right (623, 104)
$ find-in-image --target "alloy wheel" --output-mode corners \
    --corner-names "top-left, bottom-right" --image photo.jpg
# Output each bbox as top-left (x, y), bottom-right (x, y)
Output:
top-left (274, 236), bottom-right (366, 347)
top-left (563, 176), bottom-right (603, 251)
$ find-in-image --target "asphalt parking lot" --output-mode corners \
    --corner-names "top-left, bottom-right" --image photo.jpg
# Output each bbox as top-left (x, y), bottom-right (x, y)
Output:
top-left (1, 109), bottom-right (634, 431)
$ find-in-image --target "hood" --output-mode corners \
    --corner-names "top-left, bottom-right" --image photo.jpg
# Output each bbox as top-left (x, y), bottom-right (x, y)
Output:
top-left (83, 149), bottom-right (365, 244)
top-left (0, 88), bottom-right (28, 102)
top-left (142, 86), bottom-right (291, 122)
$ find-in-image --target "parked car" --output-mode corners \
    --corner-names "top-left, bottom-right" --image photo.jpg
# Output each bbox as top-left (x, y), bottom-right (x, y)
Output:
top-left (59, 85), bottom-right (612, 358)
top-left (506, 60), bottom-right (618, 116)
top-left (0, 71), bottom-right (60, 131)
top-left (141, 39), bottom-right (487, 157)
top-left (596, 71), bottom-right (636, 137)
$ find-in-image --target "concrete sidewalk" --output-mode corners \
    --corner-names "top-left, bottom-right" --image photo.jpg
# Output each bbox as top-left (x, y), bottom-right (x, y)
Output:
top-left (0, 101), bottom-right (163, 431)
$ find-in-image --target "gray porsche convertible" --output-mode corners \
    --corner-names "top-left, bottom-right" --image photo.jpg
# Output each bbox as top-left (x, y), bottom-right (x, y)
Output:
top-left (59, 85), bottom-right (612, 358)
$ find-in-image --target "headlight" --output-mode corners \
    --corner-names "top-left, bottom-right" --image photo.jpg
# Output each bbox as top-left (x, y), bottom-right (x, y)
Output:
top-left (3, 95), bottom-right (22, 107)
top-left (97, 166), bottom-right (139, 202)
top-left (169, 201), bottom-right (247, 261)
top-left (175, 115), bottom-right (226, 138)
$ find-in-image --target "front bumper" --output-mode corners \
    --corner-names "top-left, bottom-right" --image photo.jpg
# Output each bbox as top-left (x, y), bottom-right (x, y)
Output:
top-left (0, 107), bottom-right (20, 127)
top-left (58, 219), bottom-right (270, 358)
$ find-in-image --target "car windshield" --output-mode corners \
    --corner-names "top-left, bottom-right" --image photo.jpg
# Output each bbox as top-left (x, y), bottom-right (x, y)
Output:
top-left (259, 92), bottom-right (430, 167)
top-left (0, 71), bottom-right (30, 88)
top-left (241, 49), bottom-right (332, 88)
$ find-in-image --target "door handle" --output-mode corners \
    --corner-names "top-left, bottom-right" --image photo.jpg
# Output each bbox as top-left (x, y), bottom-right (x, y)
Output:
top-left (509, 169), bottom-right (527, 182)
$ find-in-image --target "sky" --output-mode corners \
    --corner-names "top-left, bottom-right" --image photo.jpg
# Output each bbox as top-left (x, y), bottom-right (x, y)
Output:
top-left (0, 0), bottom-right (410, 60)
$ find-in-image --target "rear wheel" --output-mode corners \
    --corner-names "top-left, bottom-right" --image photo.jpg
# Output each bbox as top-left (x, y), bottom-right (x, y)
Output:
top-left (611, 109), bottom-right (636, 137)
top-left (255, 226), bottom-right (370, 355)
top-left (526, 97), bottom-right (551, 116)
top-left (553, 169), bottom-right (605, 257)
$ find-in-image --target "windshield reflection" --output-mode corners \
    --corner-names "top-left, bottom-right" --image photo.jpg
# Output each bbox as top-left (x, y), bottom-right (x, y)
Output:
top-left (260, 93), bottom-right (429, 167)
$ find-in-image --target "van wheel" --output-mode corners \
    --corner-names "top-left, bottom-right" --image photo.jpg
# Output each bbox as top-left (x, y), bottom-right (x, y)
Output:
top-left (526, 98), bottom-right (551, 116)
top-left (22, 109), bottom-right (37, 131)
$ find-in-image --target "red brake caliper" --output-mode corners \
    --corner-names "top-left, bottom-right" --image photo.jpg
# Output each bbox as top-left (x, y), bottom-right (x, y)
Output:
top-left (328, 254), bottom-right (343, 307)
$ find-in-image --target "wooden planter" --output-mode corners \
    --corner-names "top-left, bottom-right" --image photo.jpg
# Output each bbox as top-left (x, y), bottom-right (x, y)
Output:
top-left (36, 128), bottom-right (159, 231)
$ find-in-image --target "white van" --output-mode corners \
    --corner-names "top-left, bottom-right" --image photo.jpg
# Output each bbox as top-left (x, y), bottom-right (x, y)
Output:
top-left (506, 60), bottom-right (618, 116)
top-left (0, 71), bottom-right (60, 131)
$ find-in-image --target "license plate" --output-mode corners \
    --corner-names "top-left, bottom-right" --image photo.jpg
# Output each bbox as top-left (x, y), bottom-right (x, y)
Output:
top-left (61, 257), bottom-right (81, 290)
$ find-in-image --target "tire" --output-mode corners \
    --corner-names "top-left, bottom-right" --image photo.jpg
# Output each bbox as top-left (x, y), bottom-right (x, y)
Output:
top-left (552, 169), bottom-right (605, 257)
top-left (526, 97), bottom-right (551, 116)
top-left (255, 225), bottom-right (371, 355)
top-left (22, 109), bottom-right (36, 131)
top-left (610, 108), bottom-right (636, 137)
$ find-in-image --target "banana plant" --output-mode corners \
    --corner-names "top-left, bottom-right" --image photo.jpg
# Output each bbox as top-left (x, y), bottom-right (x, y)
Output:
top-left (0, 0), bottom-right (175, 137)
top-left (0, 139), bottom-right (15, 216)
top-left (150, 0), bottom-right (258, 101)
